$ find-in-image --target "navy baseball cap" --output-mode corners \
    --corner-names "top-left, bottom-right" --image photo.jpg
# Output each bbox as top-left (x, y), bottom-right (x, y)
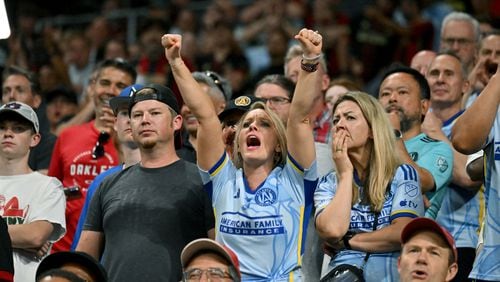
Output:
top-left (109, 84), bottom-right (144, 115)
top-left (218, 95), bottom-right (263, 121)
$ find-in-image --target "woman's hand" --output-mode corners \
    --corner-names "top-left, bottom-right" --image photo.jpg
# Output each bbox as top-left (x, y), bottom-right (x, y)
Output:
top-left (332, 128), bottom-right (353, 177)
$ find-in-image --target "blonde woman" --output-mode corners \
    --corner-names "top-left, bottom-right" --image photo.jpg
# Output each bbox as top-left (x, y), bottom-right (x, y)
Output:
top-left (315, 92), bottom-right (424, 281)
top-left (163, 28), bottom-right (321, 281)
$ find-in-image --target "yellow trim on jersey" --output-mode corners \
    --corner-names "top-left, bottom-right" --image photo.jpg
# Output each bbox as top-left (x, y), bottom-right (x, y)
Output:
top-left (288, 271), bottom-right (294, 281)
top-left (210, 154), bottom-right (228, 177)
top-left (287, 157), bottom-right (304, 175)
top-left (297, 205), bottom-right (305, 267)
top-left (477, 185), bottom-right (485, 235)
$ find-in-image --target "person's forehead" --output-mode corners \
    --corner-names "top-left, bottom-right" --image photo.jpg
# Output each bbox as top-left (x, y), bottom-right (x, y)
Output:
top-left (383, 72), bottom-right (418, 87)
top-left (187, 252), bottom-right (230, 268)
top-left (405, 230), bottom-right (450, 250)
top-left (430, 55), bottom-right (462, 70)
top-left (255, 83), bottom-right (289, 98)
top-left (132, 99), bottom-right (169, 112)
top-left (443, 20), bottom-right (475, 39)
top-left (98, 67), bottom-right (133, 83)
top-left (481, 35), bottom-right (500, 50)
top-left (3, 74), bottom-right (31, 88)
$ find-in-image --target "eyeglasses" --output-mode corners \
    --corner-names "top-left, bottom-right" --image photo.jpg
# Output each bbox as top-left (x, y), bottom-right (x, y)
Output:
top-left (441, 37), bottom-right (474, 46)
top-left (92, 131), bottom-right (110, 159)
top-left (205, 71), bottom-right (226, 98)
top-left (183, 267), bottom-right (233, 282)
top-left (259, 96), bottom-right (290, 106)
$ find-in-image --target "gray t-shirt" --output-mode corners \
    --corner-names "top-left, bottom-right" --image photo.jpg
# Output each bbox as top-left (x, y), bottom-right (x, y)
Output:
top-left (85, 159), bottom-right (214, 282)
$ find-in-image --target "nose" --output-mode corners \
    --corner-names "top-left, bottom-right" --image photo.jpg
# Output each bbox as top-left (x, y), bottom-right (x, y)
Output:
top-left (388, 91), bottom-right (398, 102)
top-left (140, 112), bottom-right (152, 124)
top-left (416, 250), bottom-right (429, 264)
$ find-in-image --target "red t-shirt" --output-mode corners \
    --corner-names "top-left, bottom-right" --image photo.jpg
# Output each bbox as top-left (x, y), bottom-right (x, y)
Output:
top-left (48, 121), bottom-right (119, 252)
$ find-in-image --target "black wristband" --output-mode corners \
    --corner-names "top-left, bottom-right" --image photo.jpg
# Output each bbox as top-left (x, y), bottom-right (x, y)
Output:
top-left (301, 59), bottom-right (319, 72)
top-left (342, 232), bottom-right (354, 250)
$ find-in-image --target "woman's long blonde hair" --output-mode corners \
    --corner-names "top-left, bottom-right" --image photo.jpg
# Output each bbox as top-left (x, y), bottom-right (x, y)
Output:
top-left (333, 92), bottom-right (401, 212)
top-left (232, 102), bottom-right (288, 169)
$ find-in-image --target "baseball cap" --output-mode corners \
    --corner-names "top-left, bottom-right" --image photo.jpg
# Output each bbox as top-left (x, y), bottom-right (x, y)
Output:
top-left (0, 101), bottom-right (39, 133)
top-left (401, 217), bottom-right (458, 262)
top-left (45, 87), bottom-right (78, 105)
top-left (36, 251), bottom-right (107, 281)
top-left (109, 84), bottom-right (144, 115)
top-left (128, 83), bottom-right (179, 115)
top-left (181, 238), bottom-right (241, 281)
top-left (218, 95), bottom-right (263, 121)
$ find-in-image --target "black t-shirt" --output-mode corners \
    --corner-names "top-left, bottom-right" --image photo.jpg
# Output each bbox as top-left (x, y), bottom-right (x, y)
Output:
top-left (85, 159), bottom-right (214, 282)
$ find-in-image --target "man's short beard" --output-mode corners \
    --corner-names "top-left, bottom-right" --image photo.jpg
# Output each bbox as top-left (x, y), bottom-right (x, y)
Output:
top-left (140, 140), bottom-right (156, 149)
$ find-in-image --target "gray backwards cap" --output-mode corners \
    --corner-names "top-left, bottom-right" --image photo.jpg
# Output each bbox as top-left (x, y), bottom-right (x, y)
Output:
top-left (128, 84), bottom-right (180, 115)
top-left (0, 101), bottom-right (39, 133)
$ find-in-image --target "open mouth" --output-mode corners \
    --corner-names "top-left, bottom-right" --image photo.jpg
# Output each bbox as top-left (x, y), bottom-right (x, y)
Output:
top-left (246, 135), bottom-right (261, 149)
top-left (412, 270), bottom-right (428, 279)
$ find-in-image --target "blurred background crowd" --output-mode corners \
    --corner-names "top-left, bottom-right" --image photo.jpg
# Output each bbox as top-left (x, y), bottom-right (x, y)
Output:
top-left (2, 0), bottom-right (499, 114)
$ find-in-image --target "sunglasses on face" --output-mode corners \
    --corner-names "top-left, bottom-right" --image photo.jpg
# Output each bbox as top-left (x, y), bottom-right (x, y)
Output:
top-left (205, 71), bottom-right (226, 97)
top-left (92, 131), bottom-right (110, 159)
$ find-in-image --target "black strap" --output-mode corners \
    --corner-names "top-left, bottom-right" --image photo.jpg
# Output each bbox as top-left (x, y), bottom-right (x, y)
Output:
top-left (361, 211), bottom-right (379, 265)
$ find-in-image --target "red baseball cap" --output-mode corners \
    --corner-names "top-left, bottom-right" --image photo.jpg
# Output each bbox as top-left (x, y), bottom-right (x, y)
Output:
top-left (401, 217), bottom-right (458, 262)
top-left (181, 238), bottom-right (241, 281)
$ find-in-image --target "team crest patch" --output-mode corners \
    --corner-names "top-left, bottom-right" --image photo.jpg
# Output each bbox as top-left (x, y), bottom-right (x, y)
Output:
top-left (436, 156), bottom-right (449, 173)
top-left (255, 188), bottom-right (277, 206)
top-left (235, 96), bottom-right (252, 106)
top-left (409, 152), bottom-right (418, 161)
top-left (404, 182), bottom-right (419, 197)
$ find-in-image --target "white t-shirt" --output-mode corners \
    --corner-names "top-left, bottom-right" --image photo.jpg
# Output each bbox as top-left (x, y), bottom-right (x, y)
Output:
top-left (0, 172), bottom-right (66, 282)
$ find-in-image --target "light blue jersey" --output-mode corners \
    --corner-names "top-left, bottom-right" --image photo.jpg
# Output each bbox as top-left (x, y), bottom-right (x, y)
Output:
top-left (436, 110), bottom-right (483, 248)
top-left (404, 133), bottom-right (453, 218)
top-left (314, 164), bottom-right (424, 282)
top-left (469, 107), bottom-right (500, 281)
top-left (199, 153), bottom-right (317, 281)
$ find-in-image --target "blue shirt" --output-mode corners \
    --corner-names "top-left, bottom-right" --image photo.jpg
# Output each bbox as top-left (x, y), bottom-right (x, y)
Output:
top-left (71, 165), bottom-right (123, 250)
top-left (200, 153), bottom-right (317, 281)
top-left (403, 133), bottom-right (453, 218)
top-left (469, 107), bottom-right (500, 281)
top-left (314, 164), bottom-right (424, 282)
top-left (435, 111), bottom-right (483, 248)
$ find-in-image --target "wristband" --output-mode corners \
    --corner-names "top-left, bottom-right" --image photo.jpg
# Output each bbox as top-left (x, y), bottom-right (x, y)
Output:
top-left (302, 53), bottom-right (322, 61)
top-left (301, 59), bottom-right (319, 72)
top-left (342, 232), bottom-right (354, 250)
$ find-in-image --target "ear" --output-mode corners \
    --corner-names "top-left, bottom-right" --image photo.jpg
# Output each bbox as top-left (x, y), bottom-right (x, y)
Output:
top-left (321, 74), bottom-right (331, 92)
top-left (397, 256), bottom-right (402, 273)
top-left (420, 99), bottom-right (430, 114)
top-left (275, 143), bottom-right (281, 153)
top-left (30, 133), bottom-right (41, 148)
top-left (172, 114), bottom-right (183, 131)
top-left (33, 94), bottom-right (42, 109)
top-left (113, 116), bottom-right (119, 132)
top-left (461, 79), bottom-right (470, 97)
top-left (445, 262), bottom-right (458, 282)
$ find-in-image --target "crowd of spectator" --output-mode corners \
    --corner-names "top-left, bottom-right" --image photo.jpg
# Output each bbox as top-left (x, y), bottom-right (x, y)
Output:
top-left (1, 0), bottom-right (500, 281)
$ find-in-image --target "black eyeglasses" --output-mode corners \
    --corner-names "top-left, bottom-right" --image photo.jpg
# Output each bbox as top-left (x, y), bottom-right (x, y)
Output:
top-left (92, 132), bottom-right (110, 159)
top-left (205, 71), bottom-right (226, 98)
